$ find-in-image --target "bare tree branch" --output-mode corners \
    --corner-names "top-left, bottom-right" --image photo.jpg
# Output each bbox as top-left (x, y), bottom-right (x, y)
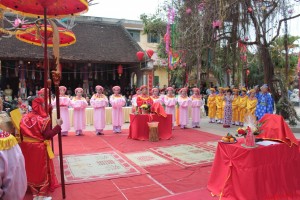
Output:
top-left (268, 13), bottom-right (300, 46)
top-left (244, 0), bottom-right (261, 45)
top-left (261, 1), bottom-right (278, 24)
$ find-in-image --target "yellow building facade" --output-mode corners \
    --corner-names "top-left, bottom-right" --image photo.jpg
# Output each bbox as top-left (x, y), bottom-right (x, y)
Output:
top-left (122, 20), bottom-right (169, 89)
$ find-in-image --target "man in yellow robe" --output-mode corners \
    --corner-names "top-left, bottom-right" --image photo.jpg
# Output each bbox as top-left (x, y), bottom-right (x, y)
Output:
top-left (216, 87), bottom-right (224, 124)
top-left (208, 88), bottom-right (217, 123)
top-left (231, 89), bottom-right (240, 125)
top-left (246, 89), bottom-right (258, 116)
top-left (238, 88), bottom-right (248, 126)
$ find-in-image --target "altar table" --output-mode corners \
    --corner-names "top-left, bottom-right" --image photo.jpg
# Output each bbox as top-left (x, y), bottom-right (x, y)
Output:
top-left (52, 107), bottom-right (132, 126)
top-left (128, 114), bottom-right (172, 140)
top-left (207, 139), bottom-right (300, 200)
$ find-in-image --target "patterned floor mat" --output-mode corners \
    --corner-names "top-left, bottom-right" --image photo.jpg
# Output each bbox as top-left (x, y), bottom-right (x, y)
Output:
top-left (54, 152), bottom-right (143, 184)
top-left (125, 151), bottom-right (170, 167)
top-left (150, 142), bottom-right (216, 167)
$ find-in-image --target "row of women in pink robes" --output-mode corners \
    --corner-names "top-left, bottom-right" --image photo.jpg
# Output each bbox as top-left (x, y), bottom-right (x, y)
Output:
top-left (162, 88), bottom-right (177, 129)
top-left (52, 87), bottom-right (88, 136)
top-left (53, 86), bottom-right (126, 135)
top-left (52, 86), bottom-right (71, 136)
top-left (110, 86), bottom-right (126, 133)
top-left (152, 87), bottom-right (203, 129)
top-left (71, 88), bottom-right (88, 136)
top-left (90, 86), bottom-right (108, 135)
top-left (90, 85), bottom-right (126, 134)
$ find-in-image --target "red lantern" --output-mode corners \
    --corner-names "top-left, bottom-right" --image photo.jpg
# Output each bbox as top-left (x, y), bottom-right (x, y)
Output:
top-left (136, 51), bottom-right (144, 61)
top-left (186, 8), bottom-right (192, 14)
top-left (246, 69), bottom-right (250, 76)
top-left (227, 68), bottom-right (232, 74)
top-left (173, 52), bottom-right (179, 58)
top-left (146, 49), bottom-right (154, 58)
top-left (117, 65), bottom-right (123, 77)
top-left (247, 7), bottom-right (253, 13)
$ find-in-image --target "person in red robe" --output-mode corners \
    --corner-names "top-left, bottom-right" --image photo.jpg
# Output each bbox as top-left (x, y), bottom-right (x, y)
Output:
top-left (136, 85), bottom-right (153, 114)
top-left (37, 88), bottom-right (49, 98)
top-left (20, 97), bottom-right (63, 200)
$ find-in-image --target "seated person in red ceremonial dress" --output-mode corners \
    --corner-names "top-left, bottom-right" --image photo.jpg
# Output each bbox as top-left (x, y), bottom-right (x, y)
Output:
top-left (136, 85), bottom-right (154, 114)
top-left (20, 97), bottom-right (63, 200)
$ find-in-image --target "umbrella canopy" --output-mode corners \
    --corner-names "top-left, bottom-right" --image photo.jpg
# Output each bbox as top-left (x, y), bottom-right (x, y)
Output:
top-left (0, 0), bottom-right (88, 18)
top-left (16, 25), bottom-right (76, 47)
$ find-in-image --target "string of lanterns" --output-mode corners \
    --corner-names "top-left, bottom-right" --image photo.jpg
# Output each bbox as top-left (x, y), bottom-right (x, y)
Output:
top-left (0, 63), bottom-right (136, 80)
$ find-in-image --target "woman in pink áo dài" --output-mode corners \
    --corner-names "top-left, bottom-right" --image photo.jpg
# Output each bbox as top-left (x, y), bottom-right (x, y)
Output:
top-left (70, 88), bottom-right (88, 136)
top-left (52, 86), bottom-right (70, 136)
top-left (177, 87), bottom-right (191, 129)
top-left (151, 87), bottom-right (163, 105)
top-left (190, 87), bottom-right (203, 128)
top-left (109, 86), bottom-right (126, 133)
top-left (131, 88), bottom-right (141, 113)
top-left (90, 85), bottom-right (108, 135)
top-left (163, 87), bottom-right (177, 129)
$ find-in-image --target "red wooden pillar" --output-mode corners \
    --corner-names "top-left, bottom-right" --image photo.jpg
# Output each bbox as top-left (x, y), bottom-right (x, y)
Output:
top-left (148, 70), bottom-right (153, 94)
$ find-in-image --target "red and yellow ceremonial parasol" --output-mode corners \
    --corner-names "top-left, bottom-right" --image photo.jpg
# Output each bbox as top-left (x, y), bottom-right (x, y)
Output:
top-left (0, 0), bottom-right (88, 18)
top-left (16, 24), bottom-right (76, 47)
top-left (0, 0), bottom-right (88, 112)
top-left (0, 1), bottom-right (88, 199)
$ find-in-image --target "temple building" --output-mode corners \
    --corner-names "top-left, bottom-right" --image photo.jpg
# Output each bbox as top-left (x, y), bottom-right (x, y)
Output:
top-left (0, 15), bottom-right (166, 98)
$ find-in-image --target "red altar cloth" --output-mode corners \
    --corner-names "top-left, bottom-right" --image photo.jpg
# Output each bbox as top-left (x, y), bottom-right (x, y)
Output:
top-left (257, 114), bottom-right (299, 147)
top-left (208, 139), bottom-right (300, 200)
top-left (128, 114), bottom-right (172, 140)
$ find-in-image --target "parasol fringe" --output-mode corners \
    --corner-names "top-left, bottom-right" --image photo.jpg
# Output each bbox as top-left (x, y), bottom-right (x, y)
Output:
top-left (49, 20), bottom-right (60, 70)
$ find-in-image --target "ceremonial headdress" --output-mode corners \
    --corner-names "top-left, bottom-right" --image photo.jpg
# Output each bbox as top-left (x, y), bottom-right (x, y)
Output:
top-left (95, 85), bottom-right (104, 91)
top-left (249, 89), bottom-right (256, 94)
top-left (37, 88), bottom-right (49, 95)
top-left (192, 87), bottom-right (200, 93)
top-left (140, 85), bottom-right (147, 91)
top-left (261, 84), bottom-right (268, 89)
top-left (59, 86), bottom-right (67, 92)
top-left (179, 87), bottom-right (188, 93)
top-left (32, 97), bottom-right (47, 117)
top-left (75, 87), bottom-right (83, 93)
top-left (152, 88), bottom-right (159, 93)
top-left (112, 86), bottom-right (121, 91)
top-left (166, 87), bottom-right (174, 91)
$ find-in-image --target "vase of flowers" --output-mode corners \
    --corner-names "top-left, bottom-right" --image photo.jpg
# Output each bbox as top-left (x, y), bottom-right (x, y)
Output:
top-left (236, 127), bottom-right (256, 148)
top-left (236, 120), bottom-right (265, 148)
top-left (140, 103), bottom-right (151, 114)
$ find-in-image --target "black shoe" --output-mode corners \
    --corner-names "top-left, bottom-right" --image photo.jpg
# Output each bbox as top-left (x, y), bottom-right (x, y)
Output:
top-left (96, 132), bottom-right (104, 135)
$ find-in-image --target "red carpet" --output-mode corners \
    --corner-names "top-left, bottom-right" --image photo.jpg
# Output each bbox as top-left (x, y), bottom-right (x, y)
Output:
top-left (23, 128), bottom-right (220, 200)
top-left (154, 188), bottom-right (215, 200)
top-left (100, 127), bottom-right (220, 153)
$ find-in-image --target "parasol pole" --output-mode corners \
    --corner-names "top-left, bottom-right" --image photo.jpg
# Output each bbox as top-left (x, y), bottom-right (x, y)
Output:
top-left (48, 82), bottom-right (54, 152)
top-left (52, 70), bottom-right (66, 199)
top-left (49, 19), bottom-right (66, 199)
top-left (43, 7), bottom-right (48, 113)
